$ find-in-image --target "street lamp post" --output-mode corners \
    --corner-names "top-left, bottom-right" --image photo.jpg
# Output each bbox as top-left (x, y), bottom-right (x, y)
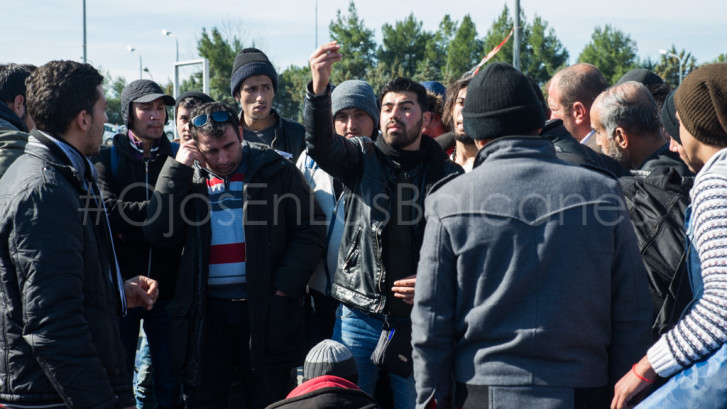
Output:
top-left (127, 46), bottom-right (142, 79)
top-left (162, 29), bottom-right (179, 62)
top-left (659, 49), bottom-right (683, 86)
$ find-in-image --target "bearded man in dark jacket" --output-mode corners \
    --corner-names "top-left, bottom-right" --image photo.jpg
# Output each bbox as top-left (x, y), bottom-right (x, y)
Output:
top-left (305, 42), bottom-right (463, 409)
top-left (0, 61), bottom-right (158, 409)
top-left (144, 102), bottom-right (325, 409)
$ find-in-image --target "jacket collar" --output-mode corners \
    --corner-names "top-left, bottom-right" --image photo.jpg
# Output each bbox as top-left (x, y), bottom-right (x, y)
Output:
top-left (0, 102), bottom-right (27, 132)
top-left (474, 136), bottom-right (556, 169)
top-left (26, 130), bottom-right (93, 192)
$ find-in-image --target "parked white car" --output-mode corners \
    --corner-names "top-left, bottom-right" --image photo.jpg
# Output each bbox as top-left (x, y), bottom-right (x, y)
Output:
top-left (164, 120), bottom-right (175, 140)
top-left (103, 123), bottom-right (119, 146)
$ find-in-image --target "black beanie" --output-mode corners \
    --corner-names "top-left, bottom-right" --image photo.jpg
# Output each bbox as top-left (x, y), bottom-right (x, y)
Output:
top-left (229, 48), bottom-right (278, 97)
top-left (661, 91), bottom-right (680, 144)
top-left (463, 62), bottom-right (545, 140)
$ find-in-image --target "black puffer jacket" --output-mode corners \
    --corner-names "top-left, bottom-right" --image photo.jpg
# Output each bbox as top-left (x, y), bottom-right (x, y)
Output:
top-left (143, 142), bottom-right (326, 385)
top-left (304, 84), bottom-right (463, 314)
top-left (93, 134), bottom-right (182, 300)
top-left (0, 133), bottom-right (133, 409)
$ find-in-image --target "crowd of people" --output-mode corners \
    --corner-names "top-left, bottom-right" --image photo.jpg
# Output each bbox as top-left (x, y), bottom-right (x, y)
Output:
top-left (0, 40), bottom-right (726, 409)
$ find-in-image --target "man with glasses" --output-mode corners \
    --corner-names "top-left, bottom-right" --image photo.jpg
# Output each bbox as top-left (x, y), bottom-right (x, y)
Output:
top-left (144, 102), bottom-right (325, 409)
top-left (94, 79), bottom-right (183, 409)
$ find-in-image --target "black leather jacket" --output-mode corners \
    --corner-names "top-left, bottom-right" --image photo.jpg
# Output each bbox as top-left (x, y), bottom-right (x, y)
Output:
top-left (304, 83), bottom-right (463, 314)
top-left (0, 133), bottom-right (133, 409)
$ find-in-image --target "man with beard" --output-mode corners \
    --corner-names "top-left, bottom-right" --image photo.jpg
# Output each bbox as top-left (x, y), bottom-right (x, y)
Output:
top-left (297, 79), bottom-right (379, 348)
top-left (441, 77), bottom-right (477, 172)
top-left (590, 81), bottom-right (693, 341)
top-left (304, 41), bottom-right (463, 409)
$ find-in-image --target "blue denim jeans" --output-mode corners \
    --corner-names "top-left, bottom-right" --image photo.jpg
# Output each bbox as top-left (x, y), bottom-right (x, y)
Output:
top-left (118, 299), bottom-right (182, 409)
top-left (332, 304), bottom-right (416, 409)
top-left (135, 330), bottom-right (156, 409)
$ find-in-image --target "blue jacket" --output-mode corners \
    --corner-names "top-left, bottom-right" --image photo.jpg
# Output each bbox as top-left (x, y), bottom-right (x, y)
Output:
top-left (411, 136), bottom-right (653, 408)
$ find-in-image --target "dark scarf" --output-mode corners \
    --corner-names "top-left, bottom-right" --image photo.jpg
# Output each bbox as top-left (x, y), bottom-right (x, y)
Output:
top-left (376, 135), bottom-right (448, 316)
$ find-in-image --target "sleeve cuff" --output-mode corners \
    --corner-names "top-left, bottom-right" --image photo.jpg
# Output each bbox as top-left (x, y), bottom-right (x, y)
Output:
top-left (647, 336), bottom-right (683, 377)
top-left (306, 81), bottom-right (331, 99)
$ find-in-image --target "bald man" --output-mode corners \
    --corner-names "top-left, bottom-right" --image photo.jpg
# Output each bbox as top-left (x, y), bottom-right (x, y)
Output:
top-left (547, 63), bottom-right (608, 152)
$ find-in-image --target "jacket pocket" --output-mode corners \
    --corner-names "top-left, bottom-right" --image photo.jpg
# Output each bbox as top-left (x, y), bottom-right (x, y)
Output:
top-left (266, 294), bottom-right (305, 355)
top-left (341, 227), bottom-right (362, 273)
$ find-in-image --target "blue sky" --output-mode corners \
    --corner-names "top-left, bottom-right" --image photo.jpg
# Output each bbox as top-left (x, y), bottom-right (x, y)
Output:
top-left (3, 0), bottom-right (725, 89)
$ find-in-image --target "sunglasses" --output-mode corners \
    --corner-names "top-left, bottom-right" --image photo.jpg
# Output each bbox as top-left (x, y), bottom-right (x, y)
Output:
top-left (191, 111), bottom-right (232, 127)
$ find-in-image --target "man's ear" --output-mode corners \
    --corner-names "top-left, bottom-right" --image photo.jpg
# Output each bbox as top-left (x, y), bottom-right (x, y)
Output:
top-left (11, 95), bottom-right (25, 117)
top-left (76, 110), bottom-right (91, 132)
top-left (421, 111), bottom-right (431, 130)
top-left (572, 102), bottom-right (588, 125)
top-left (614, 127), bottom-right (629, 149)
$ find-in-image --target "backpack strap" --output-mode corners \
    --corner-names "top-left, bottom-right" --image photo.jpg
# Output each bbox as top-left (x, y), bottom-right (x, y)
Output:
top-left (109, 145), bottom-right (119, 182)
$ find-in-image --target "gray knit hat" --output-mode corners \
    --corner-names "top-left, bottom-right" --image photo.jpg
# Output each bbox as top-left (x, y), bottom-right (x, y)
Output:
top-left (120, 79), bottom-right (174, 126)
top-left (303, 339), bottom-right (358, 384)
top-left (331, 80), bottom-right (379, 131)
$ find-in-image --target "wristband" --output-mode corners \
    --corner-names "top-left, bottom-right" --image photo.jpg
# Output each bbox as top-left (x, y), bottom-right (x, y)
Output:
top-left (632, 363), bottom-right (655, 383)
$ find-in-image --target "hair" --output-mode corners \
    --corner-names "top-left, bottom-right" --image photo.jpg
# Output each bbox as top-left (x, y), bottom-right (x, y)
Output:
top-left (176, 96), bottom-right (208, 125)
top-left (26, 61), bottom-right (104, 137)
top-left (554, 63), bottom-right (609, 111)
top-left (0, 64), bottom-right (33, 105)
top-left (442, 76), bottom-right (472, 130)
top-left (379, 77), bottom-right (429, 113)
top-left (647, 83), bottom-right (673, 112)
top-left (595, 81), bottom-right (662, 140)
top-left (425, 89), bottom-right (444, 117)
top-left (188, 102), bottom-right (240, 142)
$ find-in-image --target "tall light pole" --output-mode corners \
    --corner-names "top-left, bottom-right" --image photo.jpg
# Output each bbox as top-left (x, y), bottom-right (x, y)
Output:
top-left (143, 68), bottom-right (154, 81)
top-left (513, 0), bottom-right (521, 70)
top-left (162, 29), bottom-right (179, 62)
top-left (82, 0), bottom-right (87, 63)
top-left (127, 46), bottom-right (142, 79)
top-left (660, 49), bottom-right (683, 86)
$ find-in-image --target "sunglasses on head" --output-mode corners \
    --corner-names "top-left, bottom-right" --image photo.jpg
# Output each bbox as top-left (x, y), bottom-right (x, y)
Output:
top-left (191, 111), bottom-right (232, 127)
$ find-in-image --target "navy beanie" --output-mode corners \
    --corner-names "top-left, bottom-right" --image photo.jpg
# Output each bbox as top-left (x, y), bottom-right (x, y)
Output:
top-left (463, 62), bottom-right (545, 140)
top-left (230, 48), bottom-right (278, 97)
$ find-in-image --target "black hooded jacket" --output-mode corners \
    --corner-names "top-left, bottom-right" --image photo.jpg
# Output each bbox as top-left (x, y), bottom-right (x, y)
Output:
top-left (93, 133), bottom-right (183, 300)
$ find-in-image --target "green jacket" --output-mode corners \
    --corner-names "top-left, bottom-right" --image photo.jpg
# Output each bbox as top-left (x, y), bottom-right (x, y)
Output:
top-left (0, 129), bottom-right (28, 180)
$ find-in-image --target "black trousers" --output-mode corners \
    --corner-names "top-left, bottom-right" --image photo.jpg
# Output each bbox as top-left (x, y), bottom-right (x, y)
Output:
top-left (455, 383), bottom-right (610, 409)
top-left (183, 298), bottom-right (296, 409)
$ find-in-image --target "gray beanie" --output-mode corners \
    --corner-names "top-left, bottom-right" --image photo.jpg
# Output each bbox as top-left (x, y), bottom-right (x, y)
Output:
top-left (303, 339), bottom-right (358, 384)
top-left (331, 80), bottom-right (379, 131)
